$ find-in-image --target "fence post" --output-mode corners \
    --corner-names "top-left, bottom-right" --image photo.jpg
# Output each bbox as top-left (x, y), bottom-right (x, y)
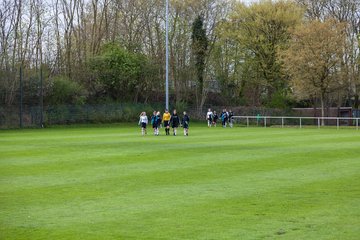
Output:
top-left (356, 118), bottom-right (358, 130)
top-left (300, 118), bottom-right (302, 129)
top-left (246, 117), bottom-right (249, 127)
top-left (337, 118), bottom-right (339, 130)
top-left (281, 117), bottom-right (284, 128)
top-left (264, 117), bottom-right (267, 128)
top-left (318, 118), bottom-right (320, 129)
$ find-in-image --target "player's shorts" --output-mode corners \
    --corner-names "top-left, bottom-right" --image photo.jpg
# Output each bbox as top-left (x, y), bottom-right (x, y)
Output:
top-left (183, 123), bottom-right (189, 129)
top-left (172, 123), bottom-right (179, 128)
top-left (164, 121), bottom-right (170, 127)
top-left (141, 122), bottom-right (147, 128)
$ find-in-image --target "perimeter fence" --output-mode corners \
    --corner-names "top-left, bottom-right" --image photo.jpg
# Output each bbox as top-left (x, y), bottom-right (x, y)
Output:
top-left (1, 101), bottom-right (298, 129)
top-left (3, 102), bottom-right (359, 129)
top-left (232, 116), bottom-right (360, 130)
top-left (0, 103), bottom-right (166, 129)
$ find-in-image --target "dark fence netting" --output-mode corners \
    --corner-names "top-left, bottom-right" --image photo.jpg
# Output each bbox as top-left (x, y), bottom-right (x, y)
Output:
top-left (45, 103), bottom-right (165, 125)
top-left (0, 103), bottom-right (163, 128)
top-left (3, 101), bottom-right (357, 129)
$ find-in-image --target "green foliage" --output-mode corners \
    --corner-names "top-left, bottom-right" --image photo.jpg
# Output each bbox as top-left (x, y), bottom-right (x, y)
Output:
top-left (265, 91), bottom-right (294, 109)
top-left (48, 76), bottom-right (86, 105)
top-left (173, 100), bottom-right (188, 115)
top-left (192, 15), bottom-right (208, 107)
top-left (2, 0), bottom-right (360, 111)
top-left (217, 0), bottom-right (303, 106)
top-left (88, 43), bottom-right (157, 102)
top-left (192, 15), bottom-right (208, 82)
top-left (210, 40), bottom-right (240, 103)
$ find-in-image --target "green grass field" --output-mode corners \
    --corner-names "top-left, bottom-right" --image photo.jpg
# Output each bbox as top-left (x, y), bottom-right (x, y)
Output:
top-left (1, 124), bottom-right (359, 239)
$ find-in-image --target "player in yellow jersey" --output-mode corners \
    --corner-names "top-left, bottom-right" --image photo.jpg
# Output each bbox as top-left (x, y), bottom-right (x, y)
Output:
top-left (162, 109), bottom-right (171, 135)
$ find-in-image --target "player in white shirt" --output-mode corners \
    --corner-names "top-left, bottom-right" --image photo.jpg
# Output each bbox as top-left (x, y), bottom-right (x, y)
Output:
top-left (206, 108), bottom-right (213, 127)
top-left (138, 112), bottom-right (148, 136)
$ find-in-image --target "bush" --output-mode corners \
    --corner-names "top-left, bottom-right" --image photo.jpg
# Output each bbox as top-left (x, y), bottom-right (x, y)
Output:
top-left (48, 76), bottom-right (86, 105)
top-left (173, 100), bottom-right (188, 114)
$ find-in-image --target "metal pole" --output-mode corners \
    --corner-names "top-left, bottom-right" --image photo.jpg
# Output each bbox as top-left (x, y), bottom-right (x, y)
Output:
top-left (318, 118), bottom-right (320, 129)
top-left (19, 66), bottom-right (23, 128)
top-left (247, 117), bottom-right (249, 127)
top-left (165, 0), bottom-right (169, 110)
top-left (281, 117), bottom-right (284, 128)
top-left (357, 118), bottom-right (359, 130)
top-left (337, 118), bottom-right (339, 130)
top-left (40, 66), bottom-right (44, 128)
top-left (300, 118), bottom-right (302, 129)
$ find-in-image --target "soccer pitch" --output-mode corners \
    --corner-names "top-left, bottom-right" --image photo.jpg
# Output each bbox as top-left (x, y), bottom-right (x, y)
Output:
top-left (1, 124), bottom-right (359, 239)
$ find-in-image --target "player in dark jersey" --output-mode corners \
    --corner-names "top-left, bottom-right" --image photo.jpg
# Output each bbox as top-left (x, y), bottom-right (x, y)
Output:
top-left (151, 111), bottom-right (158, 135)
top-left (221, 109), bottom-right (229, 127)
top-left (170, 109), bottom-right (180, 136)
top-left (156, 111), bottom-right (162, 135)
top-left (213, 111), bottom-right (218, 127)
top-left (182, 111), bottom-right (190, 136)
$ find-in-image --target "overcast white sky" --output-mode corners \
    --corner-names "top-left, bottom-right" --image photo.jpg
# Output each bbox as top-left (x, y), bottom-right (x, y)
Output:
top-left (240, 0), bottom-right (263, 5)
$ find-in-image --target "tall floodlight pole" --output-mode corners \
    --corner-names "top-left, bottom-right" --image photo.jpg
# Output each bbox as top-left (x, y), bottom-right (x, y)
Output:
top-left (40, 66), bottom-right (44, 128)
top-left (165, 0), bottom-right (169, 110)
top-left (19, 66), bottom-right (23, 128)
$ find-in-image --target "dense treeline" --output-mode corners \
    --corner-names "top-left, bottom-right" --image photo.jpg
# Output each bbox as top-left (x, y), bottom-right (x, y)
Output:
top-left (1, 0), bottom-right (359, 116)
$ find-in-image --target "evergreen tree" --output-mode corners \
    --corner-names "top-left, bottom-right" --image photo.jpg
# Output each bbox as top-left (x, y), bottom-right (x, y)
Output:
top-left (192, 15), bottom-right (208, 112)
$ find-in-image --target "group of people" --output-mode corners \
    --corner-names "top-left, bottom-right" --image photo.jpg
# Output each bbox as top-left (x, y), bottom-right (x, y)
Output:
top-left (206, 108), bottom-right (234, 128)
top-left (138, 107), bottom-right (234, 136)
top-left (138, 109), bottom-right (190, 136)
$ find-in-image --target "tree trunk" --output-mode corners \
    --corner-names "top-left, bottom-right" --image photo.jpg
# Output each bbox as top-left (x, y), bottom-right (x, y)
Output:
top-left (199, 87), bottom-right (207, 115)
top-left (354, 94), bottom-right (359, 109)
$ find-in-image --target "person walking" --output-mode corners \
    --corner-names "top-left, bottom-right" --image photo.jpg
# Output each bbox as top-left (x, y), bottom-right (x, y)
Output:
top-left (151, 111), bottom-right (158, 135)
top-left (213, 111), bottom-right (218, 127)
top-left (138, 112), bottom-right (148, 136)
top-left (156, 111), bottom-right (162, 136)
top-left (182, 111), bottom-right (190, 136)
top-left (206, 108), bottom-right (213, 127)
top-left (221, 109), bottom-right (229, 128)
top-left (162, 109), bottom-right (171, 135)
top-left (170, 109), bottom-right (180, 136)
